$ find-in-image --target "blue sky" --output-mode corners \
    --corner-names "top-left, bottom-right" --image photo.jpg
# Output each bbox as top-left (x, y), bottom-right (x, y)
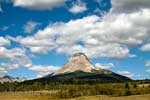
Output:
top-left (0, 0), bottom-right (150, 79)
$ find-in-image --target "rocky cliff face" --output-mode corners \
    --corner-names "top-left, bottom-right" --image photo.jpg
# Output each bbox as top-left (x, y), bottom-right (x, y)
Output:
top-left (54, 53), bottom-right (99, 75)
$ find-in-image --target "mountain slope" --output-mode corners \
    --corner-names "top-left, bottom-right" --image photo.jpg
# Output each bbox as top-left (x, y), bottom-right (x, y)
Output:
top-left (0, 75), bottom-right (26, 83)
top-left (43, 70), bottom-right (130, 82)
top-left (41, 53), bottom-right (131, 82)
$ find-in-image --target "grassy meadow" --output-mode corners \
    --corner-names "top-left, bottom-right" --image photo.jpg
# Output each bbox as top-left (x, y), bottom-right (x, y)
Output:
top-left (1, 92), bottom-right (150, 100)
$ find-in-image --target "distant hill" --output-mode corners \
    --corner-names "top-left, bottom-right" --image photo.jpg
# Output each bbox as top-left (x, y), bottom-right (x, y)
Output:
top-left (0, 75), bottom-right (26, 83)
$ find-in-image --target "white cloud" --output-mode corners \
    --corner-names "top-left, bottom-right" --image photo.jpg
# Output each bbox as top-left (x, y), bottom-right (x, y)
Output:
top-left (69, 0), bottom-right (87, 14)
top-left (23, 21), bottom-right (39, 33)
top-left (95, 63), bottom-right (114, 69)
top-left (140, 43), bottom-right (150, 52)
top-left (117, 71), bottom-right (134, 78)
top-left (145, 60), bottom-right (150, 67)
top-left (0, 37), bottom-right (10, 47)
top-left (0, 64), bottom-right (8, 77)
top-left (0, 46), bottom-right (59, 78)
top-left (10, 0), bottom-right (150, 59)
top-left (0, 47), bottom-right (25, 59)
top-left (0, 63), bottom-right (20, 71)
top-left (13, 0), bottom-right (66, 10)
top-left (0, 36), bottom-right (33, 76)
top-left (15, 36), bottom-right (56, 54)
top-left (0, 46), bottom-right (59, 77)
top-left (111, 0), bottom-right (150, 13)
top-left (0, 47), bottom-right (32, 67)
top-left (56, 43), bottom-right (132, 59)
top-left (0, 61), bottom-right (32, 77)
top-left (16, 11), bottom-right (148, 58)
top-left (0, 46), bottom-right (32, 76)
top-left (29, 65), bottom-right (60, 78)
top-left (146, 69), bottom-right (150, 74)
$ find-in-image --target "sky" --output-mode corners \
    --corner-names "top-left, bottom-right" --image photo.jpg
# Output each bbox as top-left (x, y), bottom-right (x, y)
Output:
top-left (0, 0), bottom-right (150, 80)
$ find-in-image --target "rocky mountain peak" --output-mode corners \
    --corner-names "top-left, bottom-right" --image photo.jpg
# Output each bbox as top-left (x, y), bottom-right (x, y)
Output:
top-left (54, 53), bottom-right (99, 75)
top-left (69, 52), bottom-right (89, 63)
top-left (71, 52), bottom-right (87, 57)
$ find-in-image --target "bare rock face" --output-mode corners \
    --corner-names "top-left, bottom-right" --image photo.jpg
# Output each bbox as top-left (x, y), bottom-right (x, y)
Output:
top-left (54, 53), bottom-right (99, 75)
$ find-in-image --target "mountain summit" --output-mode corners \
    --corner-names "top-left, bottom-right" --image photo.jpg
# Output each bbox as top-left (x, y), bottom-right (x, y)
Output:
top-left (41, 53), bottom-right (131, 82)
top-left (54, 53), bottom-right (98, 75)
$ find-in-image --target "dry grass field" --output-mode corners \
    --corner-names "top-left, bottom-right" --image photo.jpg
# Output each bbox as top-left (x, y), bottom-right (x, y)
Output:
top-left (0, 92), bottom-right (150, 100)
top-left (72, 94), bottom-right (150, 100)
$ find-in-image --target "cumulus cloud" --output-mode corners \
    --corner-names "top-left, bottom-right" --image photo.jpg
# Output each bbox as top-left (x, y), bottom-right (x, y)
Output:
top-left (0, 47), bottom-right (26, 59)
top-left (0, 36), bottom-right (32, 76)
top-left (29, 65), bottom-right (60, 78)
top-left (145, 60), bottom-right (150, 67)
top-left (0, 63), bottom-right (19, 72)
top-left (0, 46), bottom-right (58, 77)
top-left (95, 63), bottom-right (114, 69)
top-left (111, 0), bottom-right (150, 13)
top-left (8, 0), bottom-right (150, 59)
top-left (0, 64), bottom-right (8, 77)
top-left (1, 0), bottom-right (150, 78)
top-left (14, 36), bottom-right (56, 54)
top-left (0, 47), bottom-right (32, 67)
top-left (117, 71), bottom-right (134, 78)
top-left (0, 46), bottom-right (32, 76)
top-left (13, 0), bottom-right (66, 10)
top-left (69, 0), bottom-right (87, 14)
top-left (14, 9), bottom-right (150, 58)
top-left (146, 69), bottom-right (150, 74)
top-left (140, 43), bottom-right (150, 52)
top-left (23, 21), bottom-right (39, 33)
top-left (0, 37), bottom-right (10, 46)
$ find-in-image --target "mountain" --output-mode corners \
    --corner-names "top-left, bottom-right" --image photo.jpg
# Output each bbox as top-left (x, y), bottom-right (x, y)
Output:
top-left (54, 53), bottom-right (98, 75)
top-left (0, 75), bottom-right (26, 83)
top-left (41, 53), bottom-right (131, 82)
